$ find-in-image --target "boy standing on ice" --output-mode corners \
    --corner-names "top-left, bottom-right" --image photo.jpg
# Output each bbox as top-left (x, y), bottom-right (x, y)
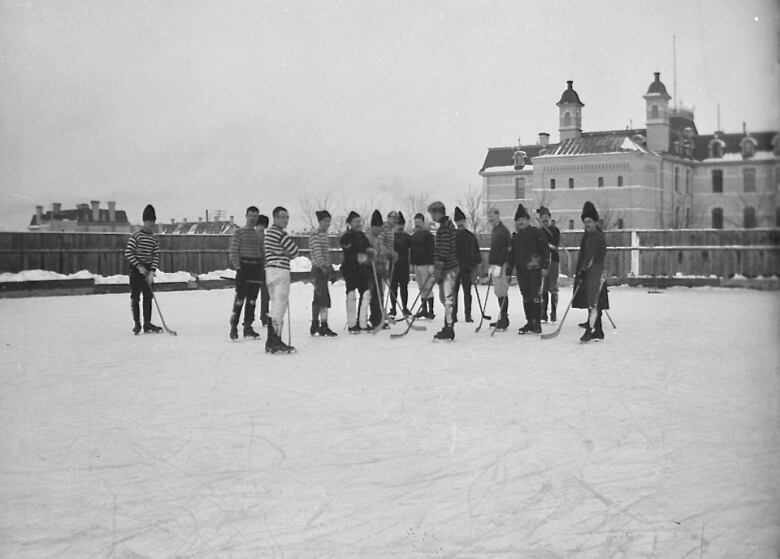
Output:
top-left (410, 213), bottom-right (435, 319)
top-left (124, 204), bottom-right (162, 334)
top-left (309, 210), bottom-right (337, 337)
top-left (573, 201), bottom-right (609, 342)
top-left (389, 211), bottom-right (412, 318)
top-left (537, 206), bottom-right (560, 323)
top-left (453, 206), bottom-right (482, 323)
top-left (367, 210), bottom-right (389, 329)
top-left (428, 201), bottom-right (458, 341)
top-left (506, 204), bottom-right (550, 335)
top-left (228, 206), bottom-right (264, 341)
top-left (257, 214), bottom-right (270, 326)
top-left (264, 206), bottom-right (299, 353)
top-left (487, 207), bottom-right (511, 330)
top-left (340, 211), bottom-right (374, 333)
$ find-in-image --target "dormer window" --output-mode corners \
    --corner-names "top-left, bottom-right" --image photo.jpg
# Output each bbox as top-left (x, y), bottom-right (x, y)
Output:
top-left (512, 150), bottom-right (527, 170)
top-left (709, 138), bottom-right (725, 158)
top-left (740, 136), bottom-right (757, 159)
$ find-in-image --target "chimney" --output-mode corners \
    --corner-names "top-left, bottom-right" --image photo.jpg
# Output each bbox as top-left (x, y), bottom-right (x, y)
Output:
top-left (538, 132), bottom-right (550, 147)
top-left (171, 218), bottom-right (175, 225)
top-left (205, 209), bottom-right (209, 222)
top-left (230, 216), bottom-right (234, 224)
top-left (107, 201), bottom-right (116, 222)
top-left (198, 217), bottom-right (203, 222)
top-left (183, 218), bottom-right (187, 224)
top-left (35, 205), bottom-right (44, 224)
top-left (52, 202), bottom-right (62, 213)
top-left (91, 200), bottom-right (100, 222)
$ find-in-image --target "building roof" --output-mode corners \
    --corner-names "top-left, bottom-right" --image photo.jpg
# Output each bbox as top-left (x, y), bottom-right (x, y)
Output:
top-left (692, 131), bottom-right (776, 161)
top-left (29, 208), bottom-right (129, 227)
top-left (480, 143), bottom-right (558, 172)
top-left (557, 80), bottom-right (584, 106)
top-left (645, 72), bottom-right (671, 98)
top-left (537, 132), bottom-right (649, 157)
top-left (156, 221), bottom-right (239, 234)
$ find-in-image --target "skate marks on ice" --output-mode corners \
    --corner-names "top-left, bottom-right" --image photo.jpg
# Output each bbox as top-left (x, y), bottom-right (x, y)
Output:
top-left (0, 287), bottom-right (779, 557)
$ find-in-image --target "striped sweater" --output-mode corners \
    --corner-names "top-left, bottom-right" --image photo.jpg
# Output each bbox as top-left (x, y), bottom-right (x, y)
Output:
top-left (433, 216), bottom-right (458, 271)
top-left (264, 224), bottom-right (299, 270)
top-left (229, 226), bottom-right (264, 269)
top-left (309, 229), bottom-right (331, 268)
top-left (124, 229), bottom-right (160, 271)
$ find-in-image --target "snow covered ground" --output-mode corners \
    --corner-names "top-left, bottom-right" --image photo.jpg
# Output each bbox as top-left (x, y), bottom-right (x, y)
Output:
top-left (1, 284), bottom-right (778, 558)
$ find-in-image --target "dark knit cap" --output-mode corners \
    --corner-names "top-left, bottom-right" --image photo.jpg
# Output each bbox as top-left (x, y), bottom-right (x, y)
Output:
top-left (257, 214), bottom-right (269, 227)
top-left (316, 210), bottom-right (331, 222)
top-left (371, 210), bottom-right (383, 227)
top-left (537, 205), bottom-right (551, 217)
top-left (514, 203), bottom-right (530, 220)
top-left (397, 211), bottom-right (405, 225)
top-left (346, 211), bottom-right (360, 224)
top-left (427, 201), bottom-right (445, 213)
top-left (581, 201), bottom-right (599, 221)
top-left (142, 204), bottom-right (156, 222)
top-left (453, 207), bottom-right (466, 222)
top-left (414, 213), bottom-right (425, 221)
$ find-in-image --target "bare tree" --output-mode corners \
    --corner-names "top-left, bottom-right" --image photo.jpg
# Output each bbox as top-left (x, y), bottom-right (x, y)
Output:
top-left (725, 192), bottom-right (777, 228)
top-left (593, 195), bottom-right (620, 230)
top-left (402, 192), bottom-right (431, 230)
top-left (297, 191), bottom-right (334, 233)
top-left (457, 183), bottom-right (485, 233)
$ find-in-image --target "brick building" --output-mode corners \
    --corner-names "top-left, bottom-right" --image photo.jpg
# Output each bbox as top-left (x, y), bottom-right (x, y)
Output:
top-left (480, 73), bottom-right (779, 230)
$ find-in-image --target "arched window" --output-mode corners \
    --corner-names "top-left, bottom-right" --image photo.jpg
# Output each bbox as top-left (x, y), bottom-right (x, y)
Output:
top-left (741, 137), bottom-right (757, 159)
top-left (674, 167), bottom-right (680, 192)
top-left (709, 139), bottom-right (724, 159)
top-left (598, 177), bottom-right (604, 187)
top-left (512, 150), bottom-right (526, 170)
top-left (617, 176), bottom-right (624, 187)
top-left (651, 105), bottom-right (659, 119)
top-left (685, 207), bottom-right (690, 228)
top-left (617, 218), bottom-right (624, 229)
top-left (568, 219), bottom-right (574, 230)
top-left (568, 178), bottom-right (574, 189)
top-left (712, 207), bottom-right (723, 229)
top-left (550, 178), bottom-right (556, 190)
top-left (515, 177), bottom-right (525, 199)
top-left (744, 207), bottom-right (757, 228)
top-left (563, 112), bottom-right (571, 127)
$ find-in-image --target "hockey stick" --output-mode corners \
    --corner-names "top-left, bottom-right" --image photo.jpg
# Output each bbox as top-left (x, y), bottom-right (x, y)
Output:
top-left (390, 278), bottom-right (436, 339)
top-left (220, 276), bottom-right (265, 286)
top-left (490, 292), bottom-right (509, 337)
top-left (370, 261), bottom-right (390, 334)
top-left (541, 280), bottom-right (581, 340)
top-left (475, 277), bottom-right (493, 333)
top-left (286, 301), bottom-right (293, 349)
top-left (471, 276), bottom-right (492, 321)
top-left (604, 309), bottom-right (617, 329)
top-left (151, 292), bottom-right (178, 336)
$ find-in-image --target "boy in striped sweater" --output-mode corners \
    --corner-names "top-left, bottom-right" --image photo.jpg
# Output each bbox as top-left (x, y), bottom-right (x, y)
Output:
top-left (428, 201), bottom-right (458, 341)
top-left (309, 210), bottom-right (337, 337)
top-left (124, 204), bottom-right (162, 334)
top-left (228, 206), bottom-right (264, 340)
top-left (264, 206), bottom-right (299, 352)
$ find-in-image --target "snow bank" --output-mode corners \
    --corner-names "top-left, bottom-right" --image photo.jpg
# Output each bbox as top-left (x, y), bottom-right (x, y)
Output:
top-left (198, 269), bottom-right (235, 281)
top-left (290, 256), bottom-right (312, 272)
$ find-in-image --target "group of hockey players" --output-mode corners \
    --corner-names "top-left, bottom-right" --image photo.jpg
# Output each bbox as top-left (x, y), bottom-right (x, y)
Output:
top-left (124, 199), bottom-right (609, 351)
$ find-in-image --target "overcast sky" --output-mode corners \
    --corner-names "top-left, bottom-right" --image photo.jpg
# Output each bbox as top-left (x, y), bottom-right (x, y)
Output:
top-left (1, 0), bottom-right (777, 230)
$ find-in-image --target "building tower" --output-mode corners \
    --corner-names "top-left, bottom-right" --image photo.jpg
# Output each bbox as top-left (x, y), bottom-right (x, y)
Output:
top-left (556, 80), bottom-right (584, 141)
top-left (643, 72), bottom-right (671, 153)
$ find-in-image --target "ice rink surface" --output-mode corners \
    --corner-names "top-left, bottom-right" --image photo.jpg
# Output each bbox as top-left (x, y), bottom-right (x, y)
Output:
top-left (1, 283), bottom-right (779, 558)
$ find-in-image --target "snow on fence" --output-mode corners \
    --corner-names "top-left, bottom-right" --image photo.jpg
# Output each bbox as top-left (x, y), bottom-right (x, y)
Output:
top-left (0, 229), bottom-right (778, 279)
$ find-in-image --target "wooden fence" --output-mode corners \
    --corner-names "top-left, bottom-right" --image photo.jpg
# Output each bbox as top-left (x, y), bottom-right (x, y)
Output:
top-left (0, 229), bottom-right (778, 279)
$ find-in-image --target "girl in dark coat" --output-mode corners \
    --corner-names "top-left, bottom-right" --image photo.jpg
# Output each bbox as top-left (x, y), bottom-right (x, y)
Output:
top-left (572, 201), bottom-right (609, 342)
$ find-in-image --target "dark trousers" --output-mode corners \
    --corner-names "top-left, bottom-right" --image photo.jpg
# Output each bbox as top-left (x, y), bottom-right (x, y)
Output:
top-left (130, 267), bottom-right (153, 324)
top-left (517, 269), bottom-right (542, 324)
top-left (231, 260), bottom-right (263, 327)
top-left (311, 267), bottom-right (331, 321)
top-left (453, 265), bottom-right (475, 319)
top-left (369, 268), bottom-right (386, 327)
top-left (389, 260), bottom-right (409, 312)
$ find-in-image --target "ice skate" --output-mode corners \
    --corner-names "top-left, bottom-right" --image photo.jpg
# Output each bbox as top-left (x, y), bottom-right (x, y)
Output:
top-left (433, 324), bottom-right (455, 341)
top-left (318, 321), bottom-right (338, 337)
top-left (243, 325), bottom-right (260, 339)
top-left (143, 322), bottom-right (163, 334)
